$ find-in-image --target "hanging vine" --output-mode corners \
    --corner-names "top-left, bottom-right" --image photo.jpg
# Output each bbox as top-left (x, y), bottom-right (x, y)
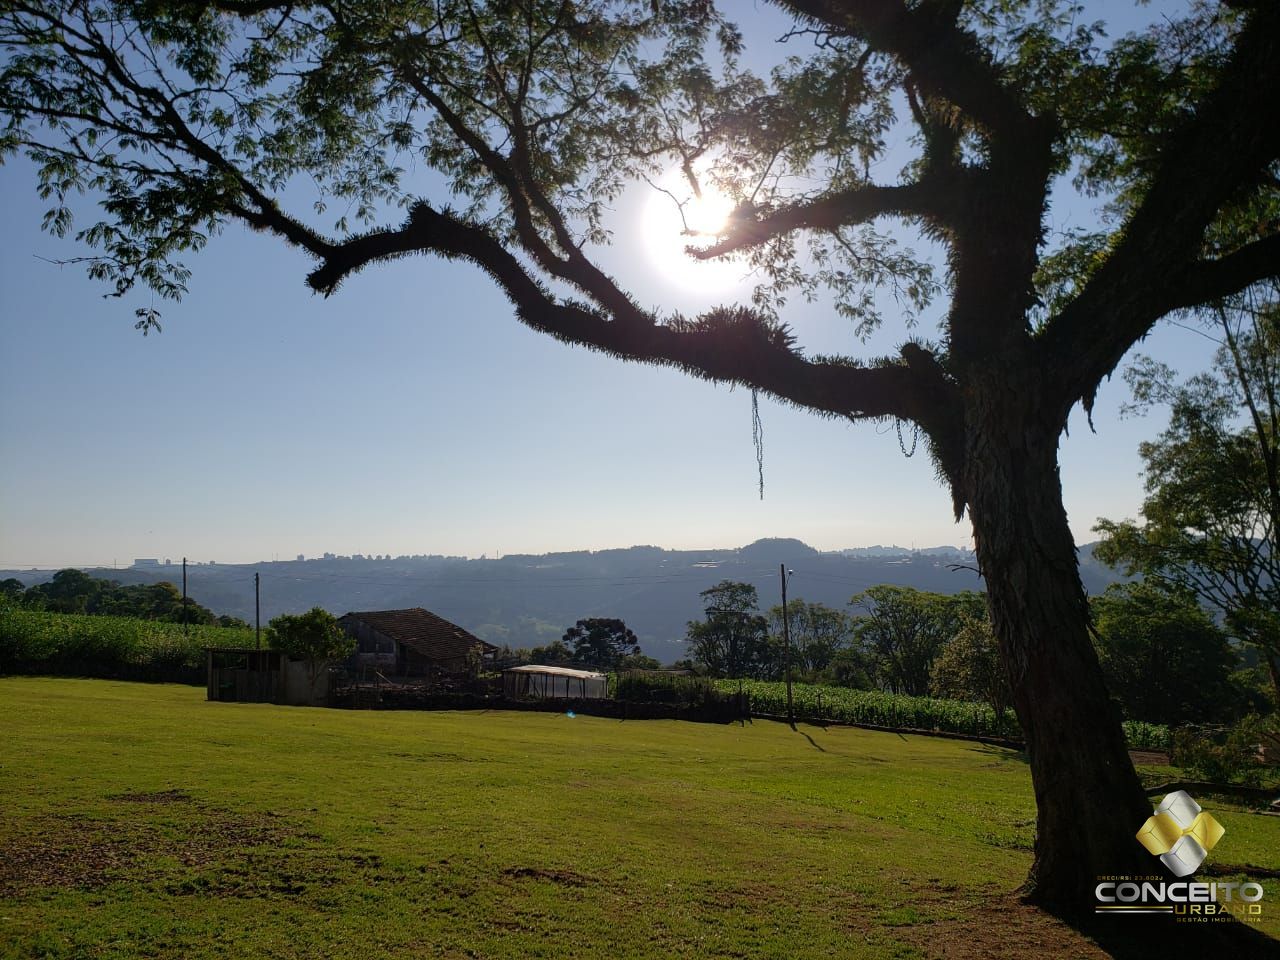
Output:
top-left (752, 389), bottom-right (765, 499)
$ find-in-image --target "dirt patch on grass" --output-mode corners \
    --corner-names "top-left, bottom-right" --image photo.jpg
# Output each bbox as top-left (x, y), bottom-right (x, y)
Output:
top-left (0, 791), bottom-right (291, 896)
top-left (1129, 750), bottom-right (1172, 767)
top-left (110, 788), bottom-right (196, 804)
top-left (502, 866), bottom-right (595, 887)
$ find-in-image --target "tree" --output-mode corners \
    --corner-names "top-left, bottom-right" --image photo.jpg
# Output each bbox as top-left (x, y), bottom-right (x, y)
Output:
top-left (767, 600), bottom-right (852, 676)
top-left (1095, 299), bottom-right (1280, 705)
top-left (685, 581), bottom-right (769, 678)
top-left (826, 646), bottom-right (874, 689)
top-left (0, 579), bottom-right (27, 605)
top-left (850, 586), bottom-right (978, 696)
top-left (266, 607), bottom-right (353, 684)
top-left (16, 572), bottom-right (232, 622)
top-left (527, 638), bottom-right (574, 664)
top-left (4, 0), bottom-right (1279, 908)
top-left (617, 651), bottom-right (662, 671)
top-left (563, 617), bottom-right (640, 669)
top-left (1090, 582), bottom-right (1238, 727)
top-left (26, 569), bottom-right (108, 614)
top-left (930, 613), bottom-right (1011, 722)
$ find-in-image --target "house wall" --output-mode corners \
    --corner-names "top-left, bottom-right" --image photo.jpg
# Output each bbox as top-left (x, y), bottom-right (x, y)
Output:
top-left (339, 617), bottom-right (398, 671)
top-left (280, 658), bottom-right (330, 706)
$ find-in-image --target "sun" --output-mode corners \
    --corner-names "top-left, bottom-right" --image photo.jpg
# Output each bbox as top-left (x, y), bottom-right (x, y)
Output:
top-left (640, 170), bottom-right (746, 293)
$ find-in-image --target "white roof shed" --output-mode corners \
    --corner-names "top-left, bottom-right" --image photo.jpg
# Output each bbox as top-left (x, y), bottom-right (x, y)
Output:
top-left (502, 664), bottom-right (609, 700)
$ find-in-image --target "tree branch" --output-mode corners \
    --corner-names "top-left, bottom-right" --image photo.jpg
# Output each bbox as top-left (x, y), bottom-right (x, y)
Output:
top-left (301, 202), bottom-right (949, 428)
top-left (693, 180), bottom-right (943, 259)
top-left (1166, 235), bottom-right (1280, 313)
top-left (1040, 5), bottom-right (1280, 417)
top-left (773, 0), bottom-right (1037, 142)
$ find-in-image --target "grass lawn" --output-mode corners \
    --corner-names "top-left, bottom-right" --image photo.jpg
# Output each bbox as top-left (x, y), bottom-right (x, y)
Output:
top-left (1, 678), bottom-right (1277, 959)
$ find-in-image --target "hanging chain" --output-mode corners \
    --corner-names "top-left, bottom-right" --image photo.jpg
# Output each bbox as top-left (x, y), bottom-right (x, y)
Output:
top-left (896, 417), bottom-right (919, 458)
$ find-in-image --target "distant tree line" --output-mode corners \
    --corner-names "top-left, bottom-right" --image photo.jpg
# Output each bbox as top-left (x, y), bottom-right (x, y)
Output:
top-left (0, 569), bottom-right (248, 628)
top-left (496, 616), bottom-right (661, 672)
top-left (681, 579), bottom-right (1271, 729)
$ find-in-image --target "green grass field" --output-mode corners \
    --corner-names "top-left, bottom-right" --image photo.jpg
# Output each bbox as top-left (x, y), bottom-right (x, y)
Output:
top-left (2, 679), bottom-right (1277, 959)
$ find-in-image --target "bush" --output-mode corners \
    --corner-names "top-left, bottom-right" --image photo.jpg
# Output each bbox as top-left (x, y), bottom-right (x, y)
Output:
top-left (615, 671), bottom-right (728, 707)
top-left (1171, 715), bottom-right (1278, 786)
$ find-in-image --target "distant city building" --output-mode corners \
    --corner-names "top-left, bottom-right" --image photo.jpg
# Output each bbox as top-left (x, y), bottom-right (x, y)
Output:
top-left (132, 559), bottom-right (160, 568)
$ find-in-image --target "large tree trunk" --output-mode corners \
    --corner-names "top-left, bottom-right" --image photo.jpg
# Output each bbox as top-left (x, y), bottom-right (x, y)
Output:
top-left (964, 374), bottom-right (1154, 913)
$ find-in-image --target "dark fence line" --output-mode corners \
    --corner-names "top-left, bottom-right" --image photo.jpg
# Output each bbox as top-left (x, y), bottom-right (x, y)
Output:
top-left (748, 710), bottom-right (1026, 750)
top-left (329, 689), bottom-right (747, 723)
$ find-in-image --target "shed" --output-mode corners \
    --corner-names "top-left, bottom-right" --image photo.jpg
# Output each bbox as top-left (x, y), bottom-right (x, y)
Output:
top-left (339, 608), bottom-right (497, 676)
top-left (205, 647), bottom-right (329, 706)
top-left (503, 664), bottom-right (609, 700)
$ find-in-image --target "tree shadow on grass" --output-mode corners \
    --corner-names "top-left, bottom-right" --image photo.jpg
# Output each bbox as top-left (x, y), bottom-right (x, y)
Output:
top-left (1074, 912), bottom-right (1277, 959)
top-left (973, 743), bottom-right (1029, 765)
top-left (897, 893), bottom-right (1277, 959)
top-left (795, 728), bottom-right (826, 753)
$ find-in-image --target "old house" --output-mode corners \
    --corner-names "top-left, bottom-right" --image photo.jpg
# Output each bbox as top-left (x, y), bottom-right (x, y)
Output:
top-left (339, 608), bottom-right (497, 677)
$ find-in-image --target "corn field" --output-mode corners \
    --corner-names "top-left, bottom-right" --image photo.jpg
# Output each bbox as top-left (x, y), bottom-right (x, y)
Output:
top-left (0, 608), bottom-right (255, 676)
top-left (716, 679), bottom-right (1170, 751)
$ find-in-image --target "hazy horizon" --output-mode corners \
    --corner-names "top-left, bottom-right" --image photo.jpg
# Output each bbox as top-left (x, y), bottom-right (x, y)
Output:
top-left (2, 534), bottom-right (985, 572)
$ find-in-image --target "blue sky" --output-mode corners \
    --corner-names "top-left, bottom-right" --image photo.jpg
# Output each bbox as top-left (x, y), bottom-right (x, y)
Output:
top-left (0, 2), bottom-right (1213, 569)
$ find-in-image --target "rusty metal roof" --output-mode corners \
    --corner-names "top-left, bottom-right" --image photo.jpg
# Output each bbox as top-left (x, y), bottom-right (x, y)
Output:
top-left (340, 608), bottom-right (497, 662)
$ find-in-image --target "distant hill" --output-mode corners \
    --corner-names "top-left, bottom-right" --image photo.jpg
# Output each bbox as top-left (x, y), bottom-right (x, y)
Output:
top-left (3, 539), bottom-right (1127, 663)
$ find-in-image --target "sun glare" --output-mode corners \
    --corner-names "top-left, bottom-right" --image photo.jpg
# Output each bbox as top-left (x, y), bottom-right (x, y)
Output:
top-left (640, 171), bottom-right (746, 294)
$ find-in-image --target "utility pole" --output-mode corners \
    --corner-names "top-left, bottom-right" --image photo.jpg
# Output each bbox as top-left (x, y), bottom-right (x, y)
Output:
top-left (254, 571), bottom-right (261, 650)
top-left (181, 557), bottom-right (188, 634)
top-left (781, 563), bottom-right (794, 728)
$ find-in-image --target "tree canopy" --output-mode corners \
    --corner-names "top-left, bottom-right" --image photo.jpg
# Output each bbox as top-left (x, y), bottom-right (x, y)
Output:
top-left (562, 616), bottom-right (640, 668)
top-left (1089, 582), bottom-right (1238, 727)
top-left (766, 599), bottom-right (852, 676)
top-left (685, 580), bottom-right (770, 678)
top-left (850, 585), bottom-right (982, 696)
top-left (3, 1), bottom-right (1274, 472)
top-left (266, 606), bottom-right (352, 663)
top-left (929, 611), bottom-right (1008, 719)
top-left (1096, 298), bottom-right (1280, 702)
top-left (14, 568), bottom-right (242, 625)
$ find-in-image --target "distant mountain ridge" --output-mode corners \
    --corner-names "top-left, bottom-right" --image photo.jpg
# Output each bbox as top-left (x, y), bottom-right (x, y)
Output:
top-left (3, 538), bottom-right (1125, 663)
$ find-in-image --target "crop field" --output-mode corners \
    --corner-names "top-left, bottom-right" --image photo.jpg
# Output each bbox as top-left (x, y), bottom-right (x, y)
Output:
top-left (0, 609), bottom-right (253, 673)
top-left (718, 679), bottom-right (1172, 751)
top-left (1, 678), bottom-right (1277, 959)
